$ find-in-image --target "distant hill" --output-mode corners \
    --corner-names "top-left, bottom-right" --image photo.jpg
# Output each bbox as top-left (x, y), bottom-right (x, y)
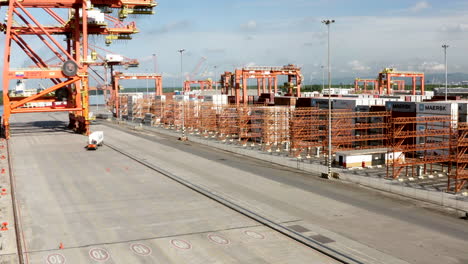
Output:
top-left (310, 72), bottom-right (468, 85)
top-left (424, 72), bottom-right (468, 84)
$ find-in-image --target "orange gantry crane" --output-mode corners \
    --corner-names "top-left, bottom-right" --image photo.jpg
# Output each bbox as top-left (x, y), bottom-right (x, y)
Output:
top-left (111, 72), bottom-right (162, 117)
top-left (0, 0), bottom-right (157, 138)
top-left (355, 68), bottom-right (423, 95)
top-left (355, 78), bottom-right (406, 94)
top-left (392, 80), bottom-right (406, 91)
top-left (224, 64), bottom-right (302, 105)
top-left (186, 57), bottom-right (207, 81)
top-left (183, 80), bottom-right (213, 93)
top-left (87, 44), bottom-right (140, 101)
top-left (354, 78), bottom-right (378, 94)
top-left (378, 68), bottom-right (424, 95)
top-left (221, 71), bottom-right (234, 95)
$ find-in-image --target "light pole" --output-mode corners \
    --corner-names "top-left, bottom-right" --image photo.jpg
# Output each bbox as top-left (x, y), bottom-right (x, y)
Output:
top-left (321, 65), bottom-right (325, 92)
top-left (214, 65), bottom-right (218, 91)
top-left (178, 49), bottom-right (187, 140)
top-left (145, 68), bottom-right (149, 95)
top-left (442, 44), bottom-right (449, 101)
top-left (322, 19), bottom-right (335, 179)
top-left (152, 53), bottom-right (157, 73)
top-left (95, 88), bottom-right (99, 112)
top-left (178, 49), bottom-right (185, 87)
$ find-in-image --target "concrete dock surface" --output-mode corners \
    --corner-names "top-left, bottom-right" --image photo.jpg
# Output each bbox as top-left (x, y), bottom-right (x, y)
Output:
top-left (4, 113), bottom-right (340, 263)
top-left (0, 112), bottom-right (467, 264)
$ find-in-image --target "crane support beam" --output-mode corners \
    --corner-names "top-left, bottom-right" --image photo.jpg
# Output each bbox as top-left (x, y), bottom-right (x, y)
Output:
top-left (10, 77), bottom-right (79, 109)
top-left (227, 64), bottom-right (302, 105)
top-left (377, 68), bottom-right (425, 95)
top-left (184, 80), bottom-right (212, 92)
top-left (1, 0), bottom-right (157, 138)
top-left (110, 72), bottom-right (163, 117)
top-left (0, 0), bottom-right (157, 9)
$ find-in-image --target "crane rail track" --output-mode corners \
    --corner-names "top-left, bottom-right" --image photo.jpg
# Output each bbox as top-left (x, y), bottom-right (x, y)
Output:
top-left (105, 142), bottom-right (364, 264)
top-left (6, 139), bottom-right (26, 264)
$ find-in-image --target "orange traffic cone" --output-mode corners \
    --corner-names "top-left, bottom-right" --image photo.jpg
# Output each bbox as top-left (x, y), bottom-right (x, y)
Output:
top-left (59, 242), bottom-right (64, 249)
top-left (1, 188), bottom-right (6, 195)
top-left (1, 222), bottom-right (8, 231)
top-left (1, 168), bottom-right (5, 174)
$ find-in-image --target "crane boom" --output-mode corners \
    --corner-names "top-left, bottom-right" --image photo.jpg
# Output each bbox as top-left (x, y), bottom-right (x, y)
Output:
top-left (186, 57), bottom-right (207, 81)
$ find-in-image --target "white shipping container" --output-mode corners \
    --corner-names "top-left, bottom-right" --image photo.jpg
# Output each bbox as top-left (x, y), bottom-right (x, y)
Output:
top-left (154, 95), bottom-right (166, 101)
top-left (106, 54), bottom-right (124, 63)
top-left (416, 102), bottom-right (458, 115)
top-left (121, 92), bottom-right (144, 99)
top-left (88, 9), bottom-right (105, 24)
top-left (79, 9), bottom-right (105, 24)
top-left (416, 113), bottom-right (458, 128)
top-left (335, 154), bottom-right (373, 164)
top-left (362, 99), bottom-right (373, 106)
top-left (174, 95), bottom-right (189, 101)
top-left (302, 92), bottom-right (318, 97)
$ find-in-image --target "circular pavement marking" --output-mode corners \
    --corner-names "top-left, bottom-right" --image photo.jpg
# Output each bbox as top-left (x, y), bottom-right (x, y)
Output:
top-left (130, 243), bottom-right (152, 256)
top-left (207, 234), bottom-right (230, 245)
top-left (244, 230), bottom-right (265, 239)
top-left (46, 253), bottom-right (66, 264)
top-left (89, 248), bottom-right (110, 262)
top-left (170, 239), bottom-right (192, 250)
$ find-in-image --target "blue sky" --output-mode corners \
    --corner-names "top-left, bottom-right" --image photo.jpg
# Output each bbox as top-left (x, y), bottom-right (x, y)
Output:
top-left (126, 0), bottom-right (468, 84)
top-left (2, 0), bottom-right (468, 87)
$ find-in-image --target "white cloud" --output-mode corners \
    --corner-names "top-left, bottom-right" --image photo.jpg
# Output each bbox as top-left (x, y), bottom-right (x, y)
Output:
top-left (161, 72), bottom-right (178, 78)
top-left (200, 71), bottom-right (215, 78)
top-left (151, 20), bottom-right (192, 34)
top-left (440, 23), bottom-right (468, 33)
top-left (419, 62), bottom-right (446, 72)
top-left (348, 60), bottom-right (370, 71)
top-left (241, 20), bottom-right (257, 31)
top-left (88, 10), bottom-right (468, 83)
top-left (204, 48), bottom-right (226, 54)
top-left (408, 1), bottom-right (430, 12)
